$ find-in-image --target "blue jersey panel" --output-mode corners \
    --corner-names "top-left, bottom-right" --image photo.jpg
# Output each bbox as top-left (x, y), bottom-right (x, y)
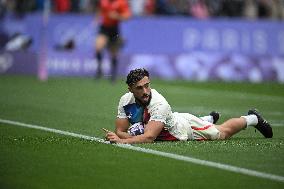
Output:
top-left (123, 103), bottom-right (144, 125)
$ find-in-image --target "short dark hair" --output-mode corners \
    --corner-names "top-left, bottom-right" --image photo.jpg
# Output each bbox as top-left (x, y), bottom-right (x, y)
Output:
top-left (126, 68), bottom-right (149, 86)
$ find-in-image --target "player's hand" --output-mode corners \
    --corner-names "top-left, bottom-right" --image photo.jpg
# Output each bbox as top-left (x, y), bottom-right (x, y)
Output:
top-left (106, 132), bottom-right (122, 143)
top-left (102, 128), bottom-right (122, 143)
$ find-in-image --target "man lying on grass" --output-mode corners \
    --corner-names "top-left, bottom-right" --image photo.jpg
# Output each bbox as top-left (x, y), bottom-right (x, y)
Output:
top-left (104, 68), bottom-right (273, 144)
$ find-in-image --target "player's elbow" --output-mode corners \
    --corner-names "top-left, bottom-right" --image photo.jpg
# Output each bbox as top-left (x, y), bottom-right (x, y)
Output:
top-left (143, 133), bottom-right (157, 143)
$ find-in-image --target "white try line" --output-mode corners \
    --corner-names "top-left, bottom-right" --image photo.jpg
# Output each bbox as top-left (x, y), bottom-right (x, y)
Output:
top-left (1, 118), bottom-right (284, 183)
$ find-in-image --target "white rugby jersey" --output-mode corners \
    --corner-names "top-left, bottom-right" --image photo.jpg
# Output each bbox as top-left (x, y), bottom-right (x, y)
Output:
top-left (117, 89), bottom-right (193, 141)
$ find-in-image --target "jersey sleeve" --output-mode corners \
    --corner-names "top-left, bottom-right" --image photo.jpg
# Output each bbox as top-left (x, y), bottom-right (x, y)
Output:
top-left (149, 102), bottom-right (171, 124)
top-left (117, 96), bottom-right (127, 119)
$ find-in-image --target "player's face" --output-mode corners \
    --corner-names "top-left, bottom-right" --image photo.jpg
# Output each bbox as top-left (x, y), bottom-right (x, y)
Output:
top-left (129, 76), bottom-right (151, 105)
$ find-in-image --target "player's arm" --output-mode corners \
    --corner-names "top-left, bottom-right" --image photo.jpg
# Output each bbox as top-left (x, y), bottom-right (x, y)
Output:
top-left (107, 121), bottom-right (164, 144)
top-left (114, 118), bottom-right (133, 139)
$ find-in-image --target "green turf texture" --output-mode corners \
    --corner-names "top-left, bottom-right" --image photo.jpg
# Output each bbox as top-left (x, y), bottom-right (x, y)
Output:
top-left (0, 75), bottom-right (284, 189)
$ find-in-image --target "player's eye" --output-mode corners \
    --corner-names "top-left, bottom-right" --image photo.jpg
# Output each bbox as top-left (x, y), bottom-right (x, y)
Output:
top-left (144, 83), bottom-right (150, 88)
top-left (135, 83), bottom-right (150, 90)
top-left (135, 86), bottom-right (143, 90)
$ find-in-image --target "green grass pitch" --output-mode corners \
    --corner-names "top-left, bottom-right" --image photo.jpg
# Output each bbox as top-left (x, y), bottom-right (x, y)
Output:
top-left (0, 75), bottom-right (283, 189)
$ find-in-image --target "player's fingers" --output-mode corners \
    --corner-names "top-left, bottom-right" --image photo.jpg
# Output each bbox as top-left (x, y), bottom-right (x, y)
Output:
top-left (105, 132), bottom-right (113, 139)
top-left (109, 137), bottom-right (117, 144)
top-left (106, 132), bottom-right (114, 137)
top-left (102, 128), bottom-right (112, 133)
top-left (105, 132), bottom-right (116, 140)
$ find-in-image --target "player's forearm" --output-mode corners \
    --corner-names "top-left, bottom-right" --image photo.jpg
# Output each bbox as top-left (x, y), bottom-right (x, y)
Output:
top-left (115, 130), bottom-right (133, 139)
top-left (119, 134), bottom-right (155, 144)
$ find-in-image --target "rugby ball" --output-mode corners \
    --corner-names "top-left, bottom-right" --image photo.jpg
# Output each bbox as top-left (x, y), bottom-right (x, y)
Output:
top-left (128, 122), bottom-right (144, 136)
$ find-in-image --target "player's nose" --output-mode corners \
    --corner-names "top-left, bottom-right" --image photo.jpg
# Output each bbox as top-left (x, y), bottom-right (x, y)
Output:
top-left (142, 86), bottom-right (148, 94)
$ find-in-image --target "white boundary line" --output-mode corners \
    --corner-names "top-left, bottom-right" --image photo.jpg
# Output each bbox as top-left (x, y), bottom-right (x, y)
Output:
top-left (1, 118), bottom-right (284, 183)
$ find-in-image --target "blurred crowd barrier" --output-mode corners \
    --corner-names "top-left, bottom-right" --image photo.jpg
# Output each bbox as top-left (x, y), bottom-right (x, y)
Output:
top-left (0, 12), bottom-right (284, 82)
top-left (1, 0), bottom-right (284, 20)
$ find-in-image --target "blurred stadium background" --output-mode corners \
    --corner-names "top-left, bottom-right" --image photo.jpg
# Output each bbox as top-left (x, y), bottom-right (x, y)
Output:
top-left (1, 1), bottom-right (284, 189)
top-left (0, 0), bottom-right (284, 82)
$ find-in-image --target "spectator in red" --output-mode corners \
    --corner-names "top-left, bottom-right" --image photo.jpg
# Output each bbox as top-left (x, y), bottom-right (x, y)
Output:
top-left (54, 0), bottom-right (71, 13)
top-left (144, 0), bottom-right (156, 15)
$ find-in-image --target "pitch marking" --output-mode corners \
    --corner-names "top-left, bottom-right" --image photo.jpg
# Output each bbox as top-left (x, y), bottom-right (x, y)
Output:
top-left (0, 118), bottom-right (283, 183)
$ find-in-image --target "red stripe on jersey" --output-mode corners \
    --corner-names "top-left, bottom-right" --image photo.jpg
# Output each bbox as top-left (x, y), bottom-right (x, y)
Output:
top-left (155, 128), bottom-right (178, 141)
top-left (143, 107), bottom-right (150, 124)
top-left (143, 107), bottom-right (177, 141)
top-left (195, 138), bottom-right (206, 141)
top-left (191, 125), bottom-right (212, 131)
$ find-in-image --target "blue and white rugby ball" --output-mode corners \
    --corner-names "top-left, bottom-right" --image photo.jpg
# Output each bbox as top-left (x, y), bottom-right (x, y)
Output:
top-left (128, 122), bottom-right (144, 136)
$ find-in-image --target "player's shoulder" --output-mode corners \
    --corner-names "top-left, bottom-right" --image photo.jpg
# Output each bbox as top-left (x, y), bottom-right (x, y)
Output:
top-left (148, 89), bottom-right (172, 115)
top-left (149, 89), bottom-right (169, 106)
top-left (151, 89), bottom-right (167, 101)
top-left (119, 92), bottom-right (135, 106)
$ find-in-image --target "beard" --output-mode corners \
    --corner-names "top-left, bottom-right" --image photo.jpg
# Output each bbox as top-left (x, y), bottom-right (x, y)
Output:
top-left (135, 92), bottom-right (151, 106)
